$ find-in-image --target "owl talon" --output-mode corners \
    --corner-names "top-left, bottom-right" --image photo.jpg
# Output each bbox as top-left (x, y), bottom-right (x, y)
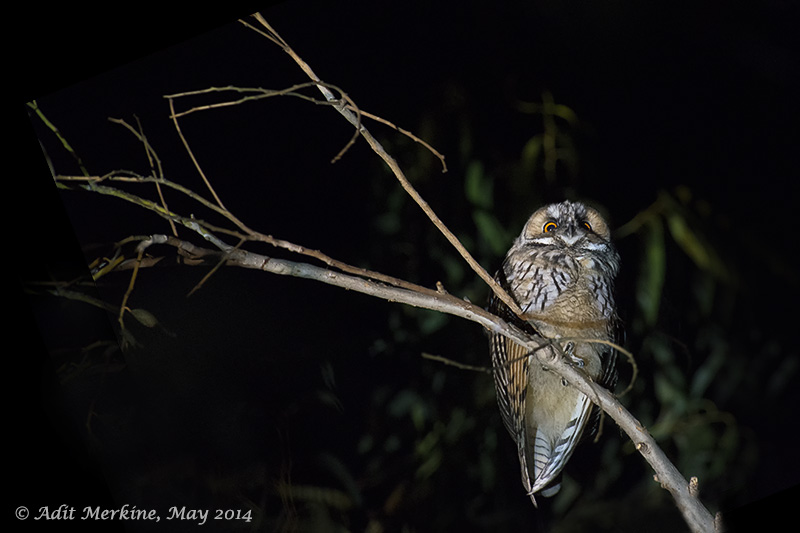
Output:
top-left (562, 342), bottom-right (584, 367)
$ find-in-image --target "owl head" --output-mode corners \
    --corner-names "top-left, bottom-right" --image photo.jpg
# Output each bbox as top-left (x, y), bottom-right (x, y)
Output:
top-left (519, 200), bottom-right (613, 252)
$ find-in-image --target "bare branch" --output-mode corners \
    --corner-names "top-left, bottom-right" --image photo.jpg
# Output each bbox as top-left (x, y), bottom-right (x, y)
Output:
top-left (134, 234), bottom-right (516, 337)
top-left (348, 107), bottom-right (448, 172)
top-left (421, 353), bottom-right (492, 374)
top-left (129, 229), bottom-right (716, 531)
top-left (167, 97), bottom-right (227, 210)
top-left (107, 117), bottom-right (177, 236)
top-left (56, 173), bottom-right (459, 303)
top-left (163, 83), bottom-right (331, 118)
top-left (244, 13), bottom-right (524, 320)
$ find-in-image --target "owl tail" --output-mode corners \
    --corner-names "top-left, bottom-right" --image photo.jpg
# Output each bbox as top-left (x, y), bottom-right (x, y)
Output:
top-left (528, 393), bottom-right (593, 497)
top-left (529, 431), bottom-right (562, 497)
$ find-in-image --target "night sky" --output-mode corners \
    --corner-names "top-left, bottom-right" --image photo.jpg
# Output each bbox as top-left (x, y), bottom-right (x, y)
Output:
top-left (14, 1), bottom-right (799, 531)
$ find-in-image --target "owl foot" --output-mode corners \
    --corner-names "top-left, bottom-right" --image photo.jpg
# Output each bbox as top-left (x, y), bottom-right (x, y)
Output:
top-left (562, 342), bottom-right (584, 367)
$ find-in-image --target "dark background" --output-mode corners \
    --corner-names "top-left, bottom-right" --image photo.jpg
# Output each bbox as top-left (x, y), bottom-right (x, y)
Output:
top-left (13, 1), bottom-right (799, 531)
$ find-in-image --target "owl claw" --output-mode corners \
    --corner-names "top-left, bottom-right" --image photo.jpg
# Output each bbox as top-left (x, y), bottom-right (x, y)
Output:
top-left (563, 342), bottom-right (584, 367)
top-left (570, 355), bottom-right (585, 367)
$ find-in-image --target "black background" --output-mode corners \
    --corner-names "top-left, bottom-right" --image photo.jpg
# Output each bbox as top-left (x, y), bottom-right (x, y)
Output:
top-left (12, 1), bottom-right (799, 531)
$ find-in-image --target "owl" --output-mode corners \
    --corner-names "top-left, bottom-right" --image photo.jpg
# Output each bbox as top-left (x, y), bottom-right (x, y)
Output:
top-left (488, 200), bottom-right (620, 506)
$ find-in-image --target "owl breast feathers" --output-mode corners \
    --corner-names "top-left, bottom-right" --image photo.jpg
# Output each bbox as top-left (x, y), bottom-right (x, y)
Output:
top-left (488, 200), bottom-right (620, 506)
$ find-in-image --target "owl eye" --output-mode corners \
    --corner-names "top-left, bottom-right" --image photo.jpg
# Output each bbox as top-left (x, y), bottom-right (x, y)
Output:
top-left (582, 221), bottom-right (592, 231)
top-left (543, 221), bottom-right (558, 233)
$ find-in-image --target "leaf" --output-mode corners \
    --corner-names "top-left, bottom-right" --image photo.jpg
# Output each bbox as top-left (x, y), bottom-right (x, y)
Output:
top-left (690, 344), bottom-right (726, 398)
top-left (472, 210), bottom-right (511, 257)
top-left (375, 211), bottom-right (401, 234)
top-left (464, 160), bottom-right (492, 209)
top-left (666, 210), bottom-right (729, 281)
top-left (636, 217), bottom-right (666, 327)
top-left (439, 254), bottom-right (466, 286)
top-left (388, 390), bottom-right (429, 430)
top-left (520, 134), bottom-right (543, 174)
top-left (129, 308), bottom-right (158, 328)
top-left (553, 103), bottom-right (579, 123)
top-left (444, 408), bottom-right (471, 444)
top-left (52, 288), bottom-right (116, 313)
top-left (417, 308), bottom-right (449, 334)
top-left (415, 445), bottom-right (442, 480)
top-left (666, 212), bottom-right (711, 270)
top-left (654, 373), bottom-right (685, 411)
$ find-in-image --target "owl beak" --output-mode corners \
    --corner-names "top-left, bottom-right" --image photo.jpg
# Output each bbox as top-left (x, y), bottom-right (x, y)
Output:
top-left (561, 225), bottom-right (582, 246)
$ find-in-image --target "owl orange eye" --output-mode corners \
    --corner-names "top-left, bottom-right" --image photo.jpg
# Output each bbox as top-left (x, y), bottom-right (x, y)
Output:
top-left (543, 221), bottom-right (558, 233)
top-left (583, 221), bottom-right (592, 231)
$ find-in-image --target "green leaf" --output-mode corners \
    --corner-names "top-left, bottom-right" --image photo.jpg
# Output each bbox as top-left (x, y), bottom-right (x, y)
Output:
top-left (375, 211), bottom-right (401, 234)
top-left (636, 218), bottom-right (666, 327)
top-left (690, 344), bottom-right (726, 398)
top-left (129, 308), bottom-right (158, 328)
top-left (418, 308), bottom-right (449, 334)
top-left (553, 103), bottom-right (579, 123)
top-left (464, 161), bottom-right (492, 209)
top-left (415, 446), bottom-right (442, 480)
top-left (666, 212), bottom-right (711, 270)
top-left (472, 210), bottom-right (511, 256)
top-left (520, 134), bottom-right (543, 174)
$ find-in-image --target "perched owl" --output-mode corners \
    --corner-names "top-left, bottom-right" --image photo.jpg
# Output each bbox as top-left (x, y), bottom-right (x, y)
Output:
top-left (488, 200), bottom-right (620, 506)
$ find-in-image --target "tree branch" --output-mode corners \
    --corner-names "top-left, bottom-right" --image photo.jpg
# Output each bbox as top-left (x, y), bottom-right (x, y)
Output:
top-left (134, 231), bottom-right (716, 532)
top-left (243, 13), bottom-right (525, 320)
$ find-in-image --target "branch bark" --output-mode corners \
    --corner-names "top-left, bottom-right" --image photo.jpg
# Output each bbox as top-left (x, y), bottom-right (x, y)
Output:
top-left (135, 232), bottom-right (717, 532)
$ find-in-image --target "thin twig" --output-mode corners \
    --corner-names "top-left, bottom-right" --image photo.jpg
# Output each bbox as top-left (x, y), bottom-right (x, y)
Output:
top-left (164, 83), bottom-right (334, 118)
top-left (54, 173), bottom-right (456, 302)
top-left (422, 353), bottom-right (491, 373)
top-left (27, 100), bottom-right (89, 176)
top-left (167, 97), bottom-right (227, 210)
top-left (245, 14), bottom-right (524, 319)
top-left (186, 236), bottom-right (247, 297)
top-left (165, 84), bottom-right (446, 171)
top-left (346, 107), bottom-right (447, 172)
top-left (118, 239), bottom-right (147, 331)
top-left (107, 117), bottom-right (177, 236)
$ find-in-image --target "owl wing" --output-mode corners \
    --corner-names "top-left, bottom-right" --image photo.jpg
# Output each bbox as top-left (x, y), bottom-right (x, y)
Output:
top-left (599, 313), bottom-right (622, 391)
top-left (488, 269), bottom-right (533, 434)
top-left (489, 269), bottom-right (604, 503)
top-left (583, 318), bottom-right (621, 442)
top-left (488, 270), bottom-right (540, 503)
top-left (490, 324), bottom-right (538, 502)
